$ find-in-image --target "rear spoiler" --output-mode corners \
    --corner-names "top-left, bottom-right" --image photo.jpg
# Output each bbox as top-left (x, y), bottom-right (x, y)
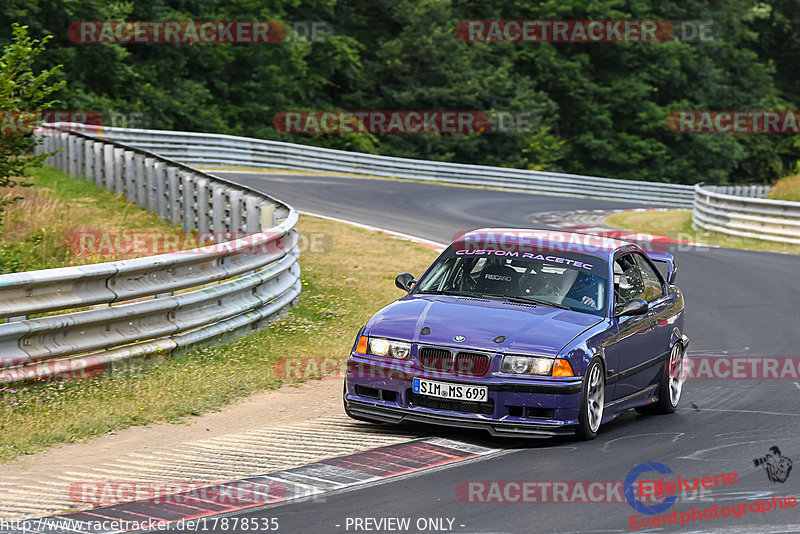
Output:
top-left (644, 250), bottom-right (677, 284)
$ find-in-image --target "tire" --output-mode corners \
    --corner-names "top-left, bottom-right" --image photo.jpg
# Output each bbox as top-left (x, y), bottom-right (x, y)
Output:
top-left (635, 343), bottom-right (685, 415)
top-left (575, 357), bottom-right (605, 441)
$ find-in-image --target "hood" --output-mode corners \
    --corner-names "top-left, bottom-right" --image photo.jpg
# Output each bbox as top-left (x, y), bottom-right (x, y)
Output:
top-left (365, 295), bottom-right (603, 356)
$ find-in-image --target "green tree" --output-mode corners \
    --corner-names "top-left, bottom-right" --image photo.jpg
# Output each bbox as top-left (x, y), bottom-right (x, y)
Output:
top-left (0, 23), bottom-right (64, 224)
top-left (3, 0), bottom-right (799, 185)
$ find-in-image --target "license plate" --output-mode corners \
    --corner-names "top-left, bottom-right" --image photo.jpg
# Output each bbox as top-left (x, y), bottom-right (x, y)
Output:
top-left (412, 377), bottom-right (488, 402)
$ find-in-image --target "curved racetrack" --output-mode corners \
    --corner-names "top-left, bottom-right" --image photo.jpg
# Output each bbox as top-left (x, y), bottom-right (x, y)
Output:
top-left (199, 172), bottom-right (800, 533)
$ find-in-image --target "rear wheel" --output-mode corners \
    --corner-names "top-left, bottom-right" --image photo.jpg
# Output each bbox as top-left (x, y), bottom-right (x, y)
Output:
top-left (635, 343), bottom-right (685, 415)
top-left (575, 358), bottom-right (604, 441)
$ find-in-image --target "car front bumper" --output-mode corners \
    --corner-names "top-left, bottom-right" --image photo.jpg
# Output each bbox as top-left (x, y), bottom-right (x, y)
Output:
top-left (344, 356), bottom-right (583, 438)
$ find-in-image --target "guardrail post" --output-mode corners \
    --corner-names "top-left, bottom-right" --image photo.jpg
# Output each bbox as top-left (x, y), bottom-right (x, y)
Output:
top-left (113, 147), bottom-right (125, 195)
top-left (166, 167), bottom-right (180, 226)
top-left (195, 177), bottom-right (210, 234)
top-left (60, 133), bottom-right (69, 171)
top-left (182, 171), bottom-right (197, 231)
top-left (61, 133), bottom-right (69, 173)
top-left (103, 144), bottom-right (115, 191)
top-left (44, 132), bottom-right (53, 158)
top-left (212, 183), bottom-right (230, 234)
top-left (134, 154), bottom-right (147, 208)
top-left (84, 139), bottom-right (94, 180)
top-left (244, 194), bottom-right (261, 233)
top-left (260, 203), bottom-right (275, 231)
top-left (67, 135), bottom-right (78, 176)
top-left (41, 133), bottom-right (48, 161)
top-left (124, 151), bottom-right (135, 202)
top-left (229, 190), bottom-right (244, 232)
top-left (145, 158), bottom-right (158, 212)
top-left (93, 142), bottom-right (104, 187)
top-left (46, 133), bottom-right (55, 165)
top-left (74, 137), bottom-right (84, 177)
top-left (59, 132), bottom-right (69, 171)
top-left (154, 162), bottom-right (168, 219)
top-left (54, 133), bottom-right (64, 168)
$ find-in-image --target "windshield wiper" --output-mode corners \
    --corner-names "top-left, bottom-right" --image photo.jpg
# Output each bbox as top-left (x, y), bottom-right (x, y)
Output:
top-left (416, 289), bottom-right (467, 296)
top-left (501, 296), bottom-right (571, 310)
top-left (417, 291), bottom-right (571, 310)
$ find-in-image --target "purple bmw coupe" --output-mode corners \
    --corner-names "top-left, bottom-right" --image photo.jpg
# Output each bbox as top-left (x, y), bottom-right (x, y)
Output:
top-left (343, 228), bottom-right (688, 440)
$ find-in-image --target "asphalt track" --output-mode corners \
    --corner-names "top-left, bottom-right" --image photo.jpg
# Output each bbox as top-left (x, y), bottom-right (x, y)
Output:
top-left (192, 172), bottom-right (800, 533)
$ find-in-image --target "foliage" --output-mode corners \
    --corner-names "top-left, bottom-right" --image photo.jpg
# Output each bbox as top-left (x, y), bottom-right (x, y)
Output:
top-left (0, 23), bottom-right (64, 224)
top-left (2, 1), bottom-right (800, 184)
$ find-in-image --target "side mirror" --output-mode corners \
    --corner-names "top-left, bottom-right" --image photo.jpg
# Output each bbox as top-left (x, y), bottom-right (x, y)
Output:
top-left (395, 273), bottom-right (416, 292)
top-left (615, 298), bottom-right (649, 317)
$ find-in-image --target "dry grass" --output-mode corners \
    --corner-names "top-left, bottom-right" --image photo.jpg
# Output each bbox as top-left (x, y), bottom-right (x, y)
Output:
top-left (768, 174), bottom-right (800, 202)
top-left (0, 214), bottom-right (439, 462)
top-left (0, 166), bottom-right (193, 273)
top-left (606, 209), bottom-right (800, 254)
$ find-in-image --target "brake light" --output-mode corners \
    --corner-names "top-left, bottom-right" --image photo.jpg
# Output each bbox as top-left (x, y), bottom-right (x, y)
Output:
top-left (552, 359), bottom-right (574, 377)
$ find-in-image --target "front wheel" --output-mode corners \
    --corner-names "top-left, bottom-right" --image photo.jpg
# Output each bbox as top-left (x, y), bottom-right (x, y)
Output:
top-left (636, 343), bottom-right (685, 415)
top-left (575, 358), bottom-right (605, 441)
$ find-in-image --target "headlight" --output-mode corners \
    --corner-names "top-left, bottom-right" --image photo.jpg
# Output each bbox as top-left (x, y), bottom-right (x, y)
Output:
top-left (502, 355), bottom-right (554, 376)
top-left (367, 337), bottom-right (411, 359)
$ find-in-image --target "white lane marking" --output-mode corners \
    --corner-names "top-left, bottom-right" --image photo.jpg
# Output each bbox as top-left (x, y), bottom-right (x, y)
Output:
top-left (239, 447), bottom-right (516, 514)
top-left (0, 415), bottom-right (421, 521)
top-left (600, 432), bottom-right (685, 452)
top-left (297, 210), bottom-right (446, 250)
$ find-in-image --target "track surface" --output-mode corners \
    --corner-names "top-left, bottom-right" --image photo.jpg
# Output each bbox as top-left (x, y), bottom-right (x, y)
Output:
top-left (198, 172), bottom-right (800, 533)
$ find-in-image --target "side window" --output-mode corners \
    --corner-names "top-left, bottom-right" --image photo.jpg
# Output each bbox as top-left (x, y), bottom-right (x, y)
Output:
top-left (423, 258), bottom-right (455, 290)
top-left (613, 254), bottom-right (644, 305)
top-left (633, 254), bottom-right (665, 302)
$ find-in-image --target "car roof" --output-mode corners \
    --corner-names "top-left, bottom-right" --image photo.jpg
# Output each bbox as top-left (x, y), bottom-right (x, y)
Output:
top-left (452, 227), bottom-right (636, 258)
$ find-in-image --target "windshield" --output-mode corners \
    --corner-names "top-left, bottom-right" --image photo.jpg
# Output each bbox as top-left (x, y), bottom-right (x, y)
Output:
top-left (414, 247), bottom-right (609, 316)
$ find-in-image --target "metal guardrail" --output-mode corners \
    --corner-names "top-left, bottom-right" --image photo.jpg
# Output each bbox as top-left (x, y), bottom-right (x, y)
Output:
top-left (78, 125), bottom-right (696, 206)
top-left (693, 183), bottom-right (800, 245)
top-left (0, 125), bottom-right (301, 384)
top-left (700, 184), bottom-right (773, 198)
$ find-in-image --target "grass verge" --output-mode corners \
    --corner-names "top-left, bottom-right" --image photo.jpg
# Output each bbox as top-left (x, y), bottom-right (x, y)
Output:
top-left (0, 214), bottom-right (438, 462)
top-left (0, 166), bottom-right (184, 273)
top-left (767, 174), bottom-right (800, 202)
top-left (606, 209), bottom-right (800, 254)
